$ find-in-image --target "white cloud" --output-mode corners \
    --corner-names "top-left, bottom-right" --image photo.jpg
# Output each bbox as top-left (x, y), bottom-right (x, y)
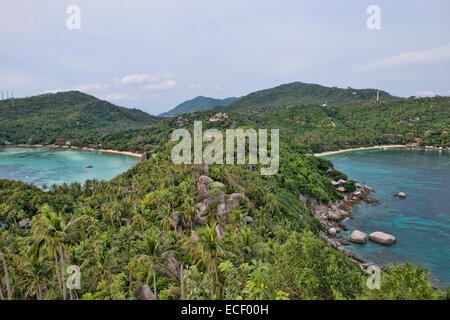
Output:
top-left (358, 43), bottom-right (450, 71)
top-left (415, 90), bottom-right (450, 97)
top-left (114, 72), bottom-right (176, 90)
top-left (211, 85), bottom-right (222, 91)
top-left (100, 93), bottom-right (138, 101)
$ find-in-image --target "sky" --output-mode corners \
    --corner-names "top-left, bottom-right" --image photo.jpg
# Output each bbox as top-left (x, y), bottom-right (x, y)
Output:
top-left (1, 0), bottom-right (449, 115)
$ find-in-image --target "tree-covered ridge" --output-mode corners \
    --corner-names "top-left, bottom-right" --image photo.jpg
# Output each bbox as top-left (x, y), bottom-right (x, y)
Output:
top-left (0, 91), bottom-right (162, 145)
top-left (160, 96), bottom-right (238, 117)
top-left (244, 96), bottom-right (449, 152)
top-left (70, 96), bottom-right (448, 155)
top-left (224, 82), bottom-right (398, 113)
top-left (0, 141), bottom-right (444, 300)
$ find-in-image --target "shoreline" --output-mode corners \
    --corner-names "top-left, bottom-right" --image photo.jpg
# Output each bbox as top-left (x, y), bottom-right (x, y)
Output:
top-left (313, 145), bottom-right (407, 157)
top-left (0, 144), bottom-right (142, 158)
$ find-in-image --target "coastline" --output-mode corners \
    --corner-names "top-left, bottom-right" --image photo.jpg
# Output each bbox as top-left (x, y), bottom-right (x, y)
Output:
top-left (0, 144), bottom-right (142, 158)
top-left (314, 145), bottom-right (407, 157)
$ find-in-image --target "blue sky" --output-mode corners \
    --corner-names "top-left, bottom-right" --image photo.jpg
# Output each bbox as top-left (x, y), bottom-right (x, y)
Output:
top-left (1, 0), bottom-right (449, 114)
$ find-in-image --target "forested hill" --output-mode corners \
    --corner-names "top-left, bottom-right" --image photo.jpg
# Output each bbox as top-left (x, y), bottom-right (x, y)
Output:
top-left (82, 96), bottom-right (449, 154)
top-left (0, 91), bottom-right (162, 145)
top-left (160, 96), bottom-right (238, 117)
top-left (224, 82), bottom-right (398, 113)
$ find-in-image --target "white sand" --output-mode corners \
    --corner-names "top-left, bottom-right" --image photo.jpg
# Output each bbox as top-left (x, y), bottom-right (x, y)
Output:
top-left (314, 145), bottom-right (407, 157)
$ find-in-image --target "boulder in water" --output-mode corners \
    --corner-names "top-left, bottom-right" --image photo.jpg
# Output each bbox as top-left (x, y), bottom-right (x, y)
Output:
top-left (350, 230), bottom-right (367, 244)
top-left (369, 231), bottom-right (396, 246)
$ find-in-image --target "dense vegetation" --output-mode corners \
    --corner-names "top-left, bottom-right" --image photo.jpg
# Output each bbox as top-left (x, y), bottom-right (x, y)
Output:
top-left (0, 141), bottom-right (445, 300)
top-left (160, 96), bottom-right (237, 117)
top-left (223, 82), bottom-right (398, 113)
top-left (68, 96), bottom-right (449, 155)
top-left (0, 91), bottom-right (162, 145)
top-left (244, 96), bottom-right (450, 152)
top-left (0, 84), bottom-right (448, 300)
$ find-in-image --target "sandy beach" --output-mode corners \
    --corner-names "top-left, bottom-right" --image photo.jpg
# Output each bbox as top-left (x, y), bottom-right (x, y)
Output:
top-left (314, 145), bottom-right (407, 157)
top-left (1, 144), bottom-right (142, 158)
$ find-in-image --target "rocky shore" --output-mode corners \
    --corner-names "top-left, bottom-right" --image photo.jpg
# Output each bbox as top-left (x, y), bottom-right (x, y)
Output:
top-left (302, 179), bottom-right (388, 272)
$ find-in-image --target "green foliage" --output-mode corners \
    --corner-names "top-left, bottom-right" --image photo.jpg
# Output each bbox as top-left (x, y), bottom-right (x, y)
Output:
top-left (0, 88), bottom-right (446, 301)
top-left (270, 231), bottom-right (364, 300)
top-left (364, 262), bottom-right (440, 300)
top-left (160, 96), bottom-right (237, 117)
top-left (225, 81), bottom-right (397, 113)
top-left (0, 91), bottom-right (161, 145)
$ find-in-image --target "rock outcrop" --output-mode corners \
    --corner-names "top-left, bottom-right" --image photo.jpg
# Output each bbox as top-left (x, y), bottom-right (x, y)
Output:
top-left (135, 285), bottom-right (156, 300)
top-left (162, 257), bottom-right (179, 278)
top-left (139, 151), bottom-right (152, 163)
top-left (197, 175), bottom-right (214, 196)
top-left (173, 211), bottom-right (186, 236)
top-left (350, 230), bottom-right (368, 244)
top-left (369, 232), bottom-right (396, 246)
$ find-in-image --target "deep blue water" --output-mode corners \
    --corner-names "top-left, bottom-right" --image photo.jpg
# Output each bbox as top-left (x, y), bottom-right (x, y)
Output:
top-left (0, 147), bottom-right (138, 188)
top-left (325, 149), bottom-right (450, 287)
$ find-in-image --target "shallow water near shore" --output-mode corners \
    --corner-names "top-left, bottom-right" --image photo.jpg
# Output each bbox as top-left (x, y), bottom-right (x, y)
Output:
top-left (325, 148), bottom-right (450, 287)
top-left (0, 147), bottom-right (138, 188)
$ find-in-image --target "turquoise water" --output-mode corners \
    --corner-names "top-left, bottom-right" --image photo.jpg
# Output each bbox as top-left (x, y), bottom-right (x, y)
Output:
top-left (0, 147), bottom-right (138, 188)
top-left (325, 149), bottom-right (450, 287)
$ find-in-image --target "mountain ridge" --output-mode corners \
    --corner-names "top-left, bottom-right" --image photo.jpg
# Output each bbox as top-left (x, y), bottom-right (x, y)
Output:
top-left (223, 81), bottom-right (399, 113)
top-left (160, 96), bottom-right (238, 117)
top-left (0, 91), bottom-right (162, 144)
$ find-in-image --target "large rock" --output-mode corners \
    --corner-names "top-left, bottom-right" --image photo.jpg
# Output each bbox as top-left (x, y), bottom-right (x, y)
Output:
top-left (328, 227), bottom-right (337, 236)
top-left (173, 211), bottom-right (186, 236)
top-left (198, 175), bottom-right (213, 185)
top-left (369, 232), bottom-right (396, 246)
top-left (139, 151), bottom-right (152, 163)
top-left (350, 230), bottom-right (368, 244)
top-left (135, 285), bottom-right (156, 300)
top-left (197, 175), bottom-right (214, 195)
top-left (217, 193), bottom-right (246, 221)
top-left (162, 257), bottom-right (179, 278)
top-left (194, 199), bottom-right (210, 225)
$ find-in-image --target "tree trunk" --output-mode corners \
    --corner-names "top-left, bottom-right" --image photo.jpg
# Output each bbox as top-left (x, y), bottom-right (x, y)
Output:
top-left (180, 264), bottom-right (185, 300)
top-left (59, 245), bottom-right (67, 300)
top-left (37, 282), bottom-right (43, 300)
top-left (2, 257), bottom-right (12, 300)
top-left (0, 277), bottom-right (4, 300)
top-left (55, 253), bottom-right (62, 289)
top-left (153, 270), bottom-right (157, 300)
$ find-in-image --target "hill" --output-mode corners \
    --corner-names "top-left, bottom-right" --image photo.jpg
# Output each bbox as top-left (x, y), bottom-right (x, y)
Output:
top-left (0, 91), bottom-right (162, 145)
top-left (243, 96), bottom-right (449, 152)
top-left (160, 96), bottom-right (237, 117)
top-left (224, 82), bottom-right (398, 113)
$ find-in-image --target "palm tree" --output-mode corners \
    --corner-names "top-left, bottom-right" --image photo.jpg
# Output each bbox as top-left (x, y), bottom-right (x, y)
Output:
top-left (191, 222), bottom-right (233, 299)
top-left (0, 232), bottom-right (12, 300)
top-left (136, 229), bottom-right (173, 300)
top-left (31, 205), bottom-right (81, 300)
top-left (80, 233), bottom-right (127, 292)
top-left (15, 253), bottom-right (51, 300)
